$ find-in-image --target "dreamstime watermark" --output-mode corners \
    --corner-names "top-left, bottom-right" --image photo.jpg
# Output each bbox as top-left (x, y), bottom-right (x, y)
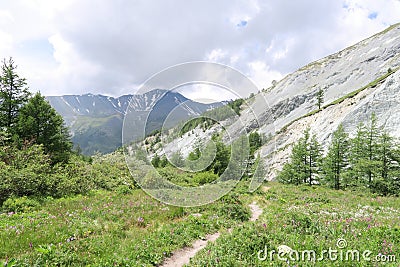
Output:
top-left (257, 238), bottom-right (397, 263)
top-left (122, 62), bottom-right (275, 207)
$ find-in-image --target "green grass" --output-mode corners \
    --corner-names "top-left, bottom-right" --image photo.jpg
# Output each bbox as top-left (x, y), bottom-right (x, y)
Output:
top-left (0, 188), bottom-right (249, 266)
top-left (188, 182), bottom-right (400, 266)
top-left (1, 182), bottom-right (399, 266)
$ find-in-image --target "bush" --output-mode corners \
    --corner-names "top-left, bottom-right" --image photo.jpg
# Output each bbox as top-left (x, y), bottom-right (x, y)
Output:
top-left (2, 196), bottom-right (40, 212)
top-left (116, 185), bottom-right (132, 195)
top-left (215, 194), bottom-right (250, 221)
top-left (192, 172), bottom-right (218, 185)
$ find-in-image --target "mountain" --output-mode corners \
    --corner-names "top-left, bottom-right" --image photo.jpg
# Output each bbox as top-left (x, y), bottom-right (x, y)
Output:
top-left (156, 23), bottom-right (400, 180)
top-left (47, 90), bottom-right (223, 155)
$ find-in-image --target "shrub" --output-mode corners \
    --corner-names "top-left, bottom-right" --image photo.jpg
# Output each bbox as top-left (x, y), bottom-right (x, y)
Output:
top-left (192, 172), bottom-right (218, 185)
top-left (2, 196), bottom-right (40, 212)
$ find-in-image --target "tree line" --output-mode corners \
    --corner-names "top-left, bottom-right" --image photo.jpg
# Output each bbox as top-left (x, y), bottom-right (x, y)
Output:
top-left (278, 114), bottom-right (400, 195)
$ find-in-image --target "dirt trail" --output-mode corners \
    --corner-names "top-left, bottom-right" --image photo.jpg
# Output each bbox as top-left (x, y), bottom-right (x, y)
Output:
top-left (249, 202), bottom-right (263, 221)
top-left (160, 232), bottom-right (220, 267)
top-left (160, 203), bottom-right (263, 267)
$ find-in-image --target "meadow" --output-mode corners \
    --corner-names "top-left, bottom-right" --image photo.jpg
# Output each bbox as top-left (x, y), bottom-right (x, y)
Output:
top-left (1, 182), bottom-right (399, 266)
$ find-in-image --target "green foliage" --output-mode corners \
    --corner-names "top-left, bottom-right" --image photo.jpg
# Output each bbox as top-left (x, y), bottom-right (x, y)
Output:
top-left (0, 189), bottom-right (249, 265)
top-left (278, 128), bottom-right (322, 185)
top-left (16, 92), bottom-right (72, 164)
top-left (249, 131), bottom-right (262, 155)
top-left (227, 98), bottom-right (244, 115)
top-left (179, 117), bottom-right (215, 136)
top-left (0, 57), bottom-right (30, 131)
top-left (189, 182), bottom-right (400, 267)
top-left (192, 171), bottom-right (218, 185)
top-left (2, 196), bottom-right (40, 212)
top-left (322, 124), bottom-right (349, 189)
top-left (278, 114), bottom-right (400, 196)
top-left (151, 153), bottom-right (161, 168)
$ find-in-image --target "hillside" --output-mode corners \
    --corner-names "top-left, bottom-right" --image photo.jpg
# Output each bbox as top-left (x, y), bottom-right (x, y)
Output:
top-left (158, 23), bottom-right (400, 180)
top-left (47, 90), bottom-right (222, 155)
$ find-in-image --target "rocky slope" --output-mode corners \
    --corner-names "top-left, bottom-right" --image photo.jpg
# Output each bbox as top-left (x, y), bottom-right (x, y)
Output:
top-left (158, 23), bottom-right (400, 180)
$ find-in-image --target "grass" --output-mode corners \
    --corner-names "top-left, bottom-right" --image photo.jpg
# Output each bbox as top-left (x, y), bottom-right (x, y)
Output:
top-left (0, 188), bottom-right (250, 266)
top-left (2, 181), bottom-right (399, 266)
top-left (188, 182), bottom-right (400, 266)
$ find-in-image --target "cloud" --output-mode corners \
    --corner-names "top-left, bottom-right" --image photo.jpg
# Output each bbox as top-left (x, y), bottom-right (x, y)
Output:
top-left (0, 0), bottom-right (399, 99)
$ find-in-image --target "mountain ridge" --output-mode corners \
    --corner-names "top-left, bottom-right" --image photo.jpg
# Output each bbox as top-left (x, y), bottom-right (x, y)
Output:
top-left (47, 89), bottom-right (223, 155)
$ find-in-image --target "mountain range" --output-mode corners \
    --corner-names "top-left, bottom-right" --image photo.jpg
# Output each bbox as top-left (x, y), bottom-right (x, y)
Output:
top-left (47, 90), bottom-right (223, 155)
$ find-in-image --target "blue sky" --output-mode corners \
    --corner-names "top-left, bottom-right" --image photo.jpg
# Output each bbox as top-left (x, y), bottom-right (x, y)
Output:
top-left (0, 0), bottom-right (399, 101)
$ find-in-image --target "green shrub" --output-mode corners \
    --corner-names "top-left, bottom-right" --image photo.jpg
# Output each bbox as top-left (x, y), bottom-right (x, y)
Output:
top-left (2, 196), bottom-right (40, 212)
top-left (115, 184), bottom-right (132, 195)
top-left (192, 172), bottom-right (218, 185)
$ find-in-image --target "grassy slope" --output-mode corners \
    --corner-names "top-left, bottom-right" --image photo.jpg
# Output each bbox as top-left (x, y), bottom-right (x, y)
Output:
top-left (0, 187), bottom-right (250, 266)
top-left (189, 182), bottom-right (400, 266)
top-left (1, 182), bottom-right (399, 266)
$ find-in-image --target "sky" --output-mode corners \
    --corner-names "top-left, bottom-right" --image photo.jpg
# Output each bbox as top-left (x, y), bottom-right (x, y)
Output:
top-left (0, 0), bottom-right (400, 101)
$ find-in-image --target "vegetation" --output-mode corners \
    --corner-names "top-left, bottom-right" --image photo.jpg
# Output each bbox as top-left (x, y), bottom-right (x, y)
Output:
top-left (227, 98), bottom-right (245, 116)
top-left (16, 92), bottom-right (72, 164)
top-left (0, 188), bottom-right (250, 266)
top-left (0, 57), bottom-right (30, 131)
top-left (278, 115), bottom-right (400, 196)
top-left (1, 58), bottom-right (399, 266)
top-left (188, 182), bottom-right (400, 266)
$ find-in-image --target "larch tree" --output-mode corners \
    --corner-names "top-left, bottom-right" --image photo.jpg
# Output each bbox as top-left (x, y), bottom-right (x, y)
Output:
top-left (323, 124), bottom-right (349, 190)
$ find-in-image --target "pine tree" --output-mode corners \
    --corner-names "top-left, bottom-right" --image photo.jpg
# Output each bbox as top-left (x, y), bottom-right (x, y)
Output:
top-left (0, 57), bottom-right (30, 131)
top-left (16, 92), bottom-right (72, 164)
top-left (323, 124), bottom-right (349, 189)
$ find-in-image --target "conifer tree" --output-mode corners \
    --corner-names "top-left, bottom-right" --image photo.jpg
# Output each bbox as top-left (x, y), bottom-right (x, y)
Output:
top-left (16, 92), bottom-right (72, 164)
top-left (348, 123), bottom-right (367, 185)
top-left (316, 88), bottom-right (324, 110)
top-left (365, 113), bottom-right (381, 186)
top-left (278, 128), bottom-right (322, 185)
top-left (323, 124), bottom-right (349, 189)
top-left (308, 133), bottom-right (322, 185)
top-left (0, 57), bottom-right (30, 132)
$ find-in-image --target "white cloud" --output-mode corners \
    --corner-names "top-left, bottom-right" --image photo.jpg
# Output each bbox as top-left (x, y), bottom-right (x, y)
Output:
top-left (248, 61), bottom-right (283, 90)
top-left (177, 84), bottom-right (239, 104)
top-left (0, 0), bottom-right (399, 99)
